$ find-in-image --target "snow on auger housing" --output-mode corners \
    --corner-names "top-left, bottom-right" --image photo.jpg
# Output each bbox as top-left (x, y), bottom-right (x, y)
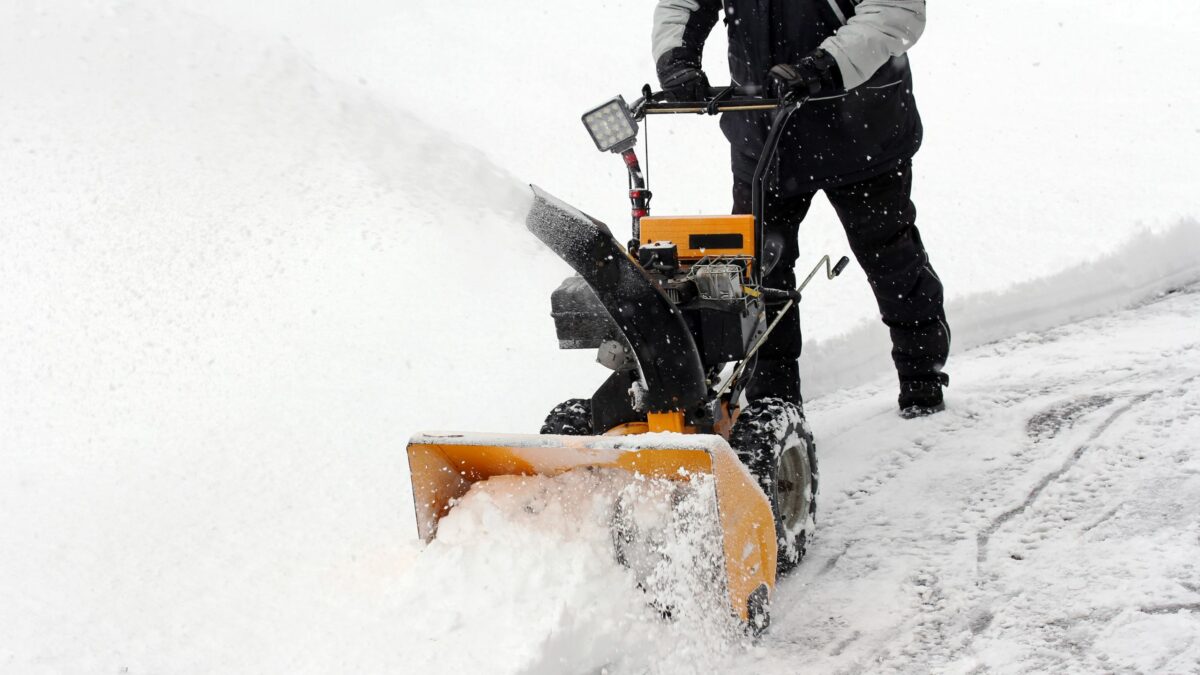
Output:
top-left (406, 86), bottom-right (849, 633)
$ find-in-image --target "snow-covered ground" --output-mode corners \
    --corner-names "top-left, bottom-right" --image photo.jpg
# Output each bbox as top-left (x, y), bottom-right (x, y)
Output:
top-left (1, 1), bottom-right (1198, 673)
top-left (741, 284), bottom-right (1200, 674)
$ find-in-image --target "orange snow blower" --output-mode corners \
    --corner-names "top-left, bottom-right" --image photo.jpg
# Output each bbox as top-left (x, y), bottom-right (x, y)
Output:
top-left (407, 87), bottom-right (848, 632)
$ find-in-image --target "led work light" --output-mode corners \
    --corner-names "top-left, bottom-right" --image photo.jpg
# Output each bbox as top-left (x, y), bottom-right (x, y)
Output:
top-left (582, 96), bottom-right (639, 153)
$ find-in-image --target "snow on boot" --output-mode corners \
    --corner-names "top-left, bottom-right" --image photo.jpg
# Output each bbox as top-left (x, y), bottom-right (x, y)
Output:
top-left (898, 374), bottom-right (948, 419)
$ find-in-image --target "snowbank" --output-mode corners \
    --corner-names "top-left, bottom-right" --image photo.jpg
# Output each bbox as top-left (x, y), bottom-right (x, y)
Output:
top-left (0, 2), bottom-right (578, 672)
top-left (802, 219), bottom-right (1200, 396)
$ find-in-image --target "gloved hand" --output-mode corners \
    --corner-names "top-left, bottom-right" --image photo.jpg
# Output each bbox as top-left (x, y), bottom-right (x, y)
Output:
top-left (768, 49), bottom-right (843, 100)
top-left (658, 63), bottom-right (711, 102)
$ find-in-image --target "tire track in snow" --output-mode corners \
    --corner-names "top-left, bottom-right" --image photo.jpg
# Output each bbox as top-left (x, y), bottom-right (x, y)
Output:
top-left (1078, 502), bottom-right (1124, 533)
top-left (1141, 602), bottom-right (1200, 615)
top-left (975, 392), bottom-right (1156, 565)
top-left (960, 372), bottom-right (1200, 672)
top-left (776, 388), bottom-right (1141, 669)
top-left (1024, 394), bottom-right (1114, 443)
top-left (797, 382), bottom-right (1181, 671)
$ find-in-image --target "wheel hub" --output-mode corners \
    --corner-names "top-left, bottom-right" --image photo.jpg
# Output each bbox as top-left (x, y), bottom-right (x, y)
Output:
top-left (775, 441), bottom-right (812, 535)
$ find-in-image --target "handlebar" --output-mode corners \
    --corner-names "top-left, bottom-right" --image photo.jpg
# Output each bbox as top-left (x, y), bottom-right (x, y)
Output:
top-left (632, 84), bottom-right (785, 119)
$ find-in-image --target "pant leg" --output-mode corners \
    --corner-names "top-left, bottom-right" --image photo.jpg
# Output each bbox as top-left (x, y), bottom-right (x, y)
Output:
top-left (824, 160), bottom-right (950, 384)
top-left (732, 179), bottom-right (816, 403)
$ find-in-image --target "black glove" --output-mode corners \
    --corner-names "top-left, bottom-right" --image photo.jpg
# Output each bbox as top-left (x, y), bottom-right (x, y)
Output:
top-left (768, 49), bottom-right (843, 100)
top-left (657, 62), bottom-right (710, 103)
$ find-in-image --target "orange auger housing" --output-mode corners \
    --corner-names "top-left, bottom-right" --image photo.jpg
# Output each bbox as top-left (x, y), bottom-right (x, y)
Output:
top-left (406, 431), bottom-right (776, 624)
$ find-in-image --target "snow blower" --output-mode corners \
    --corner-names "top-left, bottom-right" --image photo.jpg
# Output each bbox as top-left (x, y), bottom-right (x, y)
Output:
top-left (407, 86), bottom-right (848, 633)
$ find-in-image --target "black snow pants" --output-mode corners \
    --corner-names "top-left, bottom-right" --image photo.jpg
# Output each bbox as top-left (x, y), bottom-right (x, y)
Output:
top-left (733, 159), bottom-right (950, 404)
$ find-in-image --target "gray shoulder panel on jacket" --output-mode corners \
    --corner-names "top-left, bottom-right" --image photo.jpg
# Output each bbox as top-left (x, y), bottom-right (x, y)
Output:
top-left (820, 0), bottom-right (926, 89)
top-left (652, 0), bottom-right (706, 63)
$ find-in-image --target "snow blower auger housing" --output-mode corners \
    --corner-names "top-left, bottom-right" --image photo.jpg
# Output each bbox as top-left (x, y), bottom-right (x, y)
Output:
top-left (406, 86), bottom-right (849, 634)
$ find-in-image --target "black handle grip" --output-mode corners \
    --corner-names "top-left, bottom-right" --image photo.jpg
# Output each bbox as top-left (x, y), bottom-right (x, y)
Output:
top-left (832, 256), bottom-right (850, 277)
top-left (759, 287), bottom-right (802, 305)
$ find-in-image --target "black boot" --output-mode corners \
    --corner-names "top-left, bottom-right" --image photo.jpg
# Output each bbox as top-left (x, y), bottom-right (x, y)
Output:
top-left (898, 372), bottom-right (949, 419)
top-left (746, 358), bottom-right (804, 407)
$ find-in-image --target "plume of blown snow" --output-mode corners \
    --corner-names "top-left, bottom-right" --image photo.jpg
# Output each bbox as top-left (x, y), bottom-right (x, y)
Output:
top-left (395, 469), bottom-right (742, 675)
top-left (0, 2), bottom-right (587, 672)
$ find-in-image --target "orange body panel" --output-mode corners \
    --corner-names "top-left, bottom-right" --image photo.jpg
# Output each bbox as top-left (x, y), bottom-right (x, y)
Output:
top-left (646, 411), bottom-right (687, 433)
top-left (710, 442), bottom-right (777, 620)
top-left (639, 214), bottom-right (756, 259)
top-left (406, 431), bottom-right (776, 622)
top-left (713, 401), bottom-right (736, 439)
top-left (604, 422), bottom-right (652, 436)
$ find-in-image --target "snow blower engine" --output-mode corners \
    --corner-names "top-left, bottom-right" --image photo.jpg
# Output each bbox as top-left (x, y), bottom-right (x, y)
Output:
top-left (406, 86), bottom-right (849, 634)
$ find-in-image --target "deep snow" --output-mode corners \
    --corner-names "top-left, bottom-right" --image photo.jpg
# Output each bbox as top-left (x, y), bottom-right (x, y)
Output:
top-left (0, 3), bottom-right (573, 672)
top-left (2, 1), bottom-right (1199, 674)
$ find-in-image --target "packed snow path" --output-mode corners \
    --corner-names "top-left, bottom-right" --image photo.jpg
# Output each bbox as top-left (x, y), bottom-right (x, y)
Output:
top-left (732, 285), bottom-right (1200, 674)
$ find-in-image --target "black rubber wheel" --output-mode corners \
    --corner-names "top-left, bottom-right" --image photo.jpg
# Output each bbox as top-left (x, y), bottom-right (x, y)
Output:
top-left (540, 398), bottom-right (593, 435)
top-left (729, 397), bottom-right (818, 576)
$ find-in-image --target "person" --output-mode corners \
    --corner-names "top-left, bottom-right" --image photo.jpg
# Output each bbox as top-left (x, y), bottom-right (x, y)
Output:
top-left (652, 0), bottom-right (950, 418)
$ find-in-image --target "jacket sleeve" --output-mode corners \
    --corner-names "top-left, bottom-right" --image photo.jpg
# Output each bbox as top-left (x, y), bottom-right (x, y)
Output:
top-left (820, 0), bottom-right (926, 89)
top-left (652, 0), bottom-right (722, 70)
